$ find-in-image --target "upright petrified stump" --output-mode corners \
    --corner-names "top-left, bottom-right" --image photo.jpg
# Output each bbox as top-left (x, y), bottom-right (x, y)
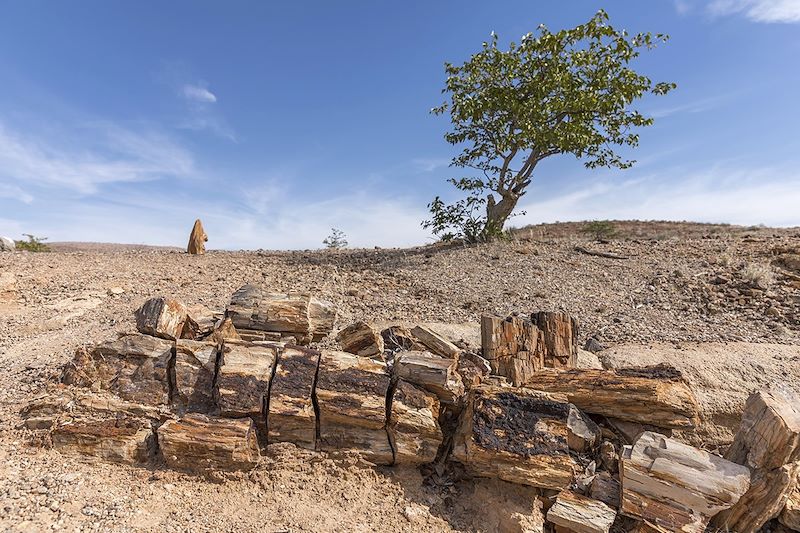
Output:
top-left (531, 311), bottom-right (578, 369)
top-left (214, 342), bottom-right (277, 421)
top-left (158, 414), bottom-right (261, 472)
top-left (546, 491), bottom-right (617, 533)
top-left (187, 218), bottom-right (208, 255)
top-left (135, 297), bottom-right (188, 340)
top-left (523, 365), bottom-right (700, 430)
top-left (336, 321), bottom-right (384, 357)
top-left (173, 339), bottom-right (218, 413)
top-left (227, 284), bottom-right (336, 344)
top-left (62, 333), bottom-right (173, 406)
top-left (481, 315), bottom-right (542, 386)
top-left (52, 416), bottom-right (155, 465)
top-left (451, 386), bottom-right (584, 490)
top-left (315, 350), bottom-right (393, 465)
top-left (410, 326), bottom-right (461, 358)
top-left (267, 345), bottom-right (320, 449)
top-left (388, 379), bottom-right (442, 465)
top-left (393, 351), bottom-right (464, 405)
top-left (620, 431), bottom-right (751, 533)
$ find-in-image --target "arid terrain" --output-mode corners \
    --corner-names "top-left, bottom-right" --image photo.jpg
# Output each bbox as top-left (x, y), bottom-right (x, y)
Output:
top-left (1, 221), bottom-right (800, 532)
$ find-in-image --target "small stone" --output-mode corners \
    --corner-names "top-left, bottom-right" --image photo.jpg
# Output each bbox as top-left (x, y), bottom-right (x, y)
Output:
top-left (107, 287), bottom-right (125, 296)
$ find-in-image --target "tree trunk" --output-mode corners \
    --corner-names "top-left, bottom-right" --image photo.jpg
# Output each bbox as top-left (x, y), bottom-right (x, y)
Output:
top-left (484, 193), bottom-right (518, 237)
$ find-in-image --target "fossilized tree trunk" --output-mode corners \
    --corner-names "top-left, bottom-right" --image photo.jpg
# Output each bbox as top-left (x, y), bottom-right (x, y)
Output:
top-left (187, 219), bottom-right (208, 255)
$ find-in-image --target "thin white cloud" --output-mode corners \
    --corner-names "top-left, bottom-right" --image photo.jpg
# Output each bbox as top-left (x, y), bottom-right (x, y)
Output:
top-left (0, 183), bottom-right (33, 204)
top-left (708, 0), bottom-right (800, 22)
top-left (182, 84), bottom-right (217, 103)
top-left (411, 157), bottom-right (450, 172)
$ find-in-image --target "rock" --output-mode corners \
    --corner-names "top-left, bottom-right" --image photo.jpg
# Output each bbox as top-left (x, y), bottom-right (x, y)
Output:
top-left (181, 304), bottom-right (218, 340)
top-left (393, 351), bottom-right (464, 404)
top-left (187, 219), bottom-right (208, 255)
top-left (780, 486), bottom-right (800, 530)
top-left (481, 315), bottom-right (542, 386)
top-left (546, 490), bottom-right (616, 533)
top-left (210, 317), bottom-right (241, 343)
top-left (451, 385), bottom-right (580, 490)
top-left (267, 345), bottom-right (320, 449)
top-left (531, 311), bottom-right (578, 369)
top-left (173, 339), bottom-right (218, 413)
top-left (583, 337), bottom-right (605, 353)
top-left (566, 407), bottom-right (601, 453)
top-left (0, 235), bottom-right (15, 251)
top-left (381, 325), bottom-right (426, 352)
top-left (61, 334), bottom-right (173, 406)
top-left (107, 287), bottom-right (125, 296)
top-left (52, 416), bottom-right (155, 465)
top-left (590, 472), bottom-right (620, 509)
top-left (410, 325), bottom-right (461, 358)
top-left (522, 365), bottom-right (700, 430)
top-left (389, 379), bottom-right (442, 465)
top-left (214, 341), bottom-right (277, 421)
top-left (336, 321), bottom-right (384, 357)
top-left (134, 297), bottom-right (188, 340)
top-left (599, 440), bottom-right (619, 473)
top-left (315, 350), bottom-right (393, 465)
top-left (158, 414), bottom-right (261, 472)
top-left (226, 284), bottom-right (336, 344)
top-left (620, 431), bottom-right (751, 533)
top-left (576, 348), bottom-right (604, 369)
top-left (0, 272), bottom-right (17, 302)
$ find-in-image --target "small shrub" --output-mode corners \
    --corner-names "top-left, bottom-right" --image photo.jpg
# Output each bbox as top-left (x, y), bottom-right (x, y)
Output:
top-left (741, 263), bottom-right (773, 289)
top-left (322, 228), bottom-right (348, 249)
top-left (581, 221), bottom-right (618, 242)
top-left (14, 234), bottom-right (50, 252)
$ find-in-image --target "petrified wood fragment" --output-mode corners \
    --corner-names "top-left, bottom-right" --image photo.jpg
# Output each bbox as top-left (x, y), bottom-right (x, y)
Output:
top-left (267, 345), bottom-right (320, 449)
top-left (393, 351), bottom-right (464, 404)
top-left (315, 350), bottom-right (393, 465)
top-left (531, 311), bottom-right (578, 369)
top-left (523, 365), bottom-right (700, 429)
top-left (52, 416), bottom-right (154, 465)
top-left (590, 472), bottom-right (621, 509)
top-left (210, 317), bottom-right (241, 344)
top-left (336, 321), bottom-right (384, 357)
top-left (214, 342), bottom-right (277, 419)
top-left (158, 414), bottom-right (261, 472)
top-left (187, 218), bottom-right (208, 255)
top-left (135, 296), bottom-right (188, 340)
top-left (388, 379), bottom-right (442, 465)
top-left (451, 386), bottom-right (581, 490)
top-left (780, 486), bottom-right (800, 531)
top-left (410, 325), bottom-right (461, 358)
top-left (546, 490), bottom-right (616, 533)
top-left (227, 284), bottom-right (336, 344)
top-left (381, 325), bottom-right (426, 352)
top-left (173, 339), bottom-right (218, 413)
top-left (62, 333), bottom-right (173, 406)
top-left (620, 431), bottom-right (751, 533)
top-left (481, 315), bottom-right (542, 386)
top-left (181, 304), bottom-right (218, 339)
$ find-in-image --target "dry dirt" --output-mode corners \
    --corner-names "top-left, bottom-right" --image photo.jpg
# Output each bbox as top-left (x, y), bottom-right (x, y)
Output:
top-left (1, 221), bottom-right (799, 532)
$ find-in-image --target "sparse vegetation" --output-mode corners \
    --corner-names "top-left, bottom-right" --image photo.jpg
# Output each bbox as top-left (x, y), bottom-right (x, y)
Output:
top-left (741, 263), bottom-right (773, 289)
top-left (581, 220), bottom-right (618, 242)
top-left (14, 234), bottom-right (50, 252)
top-left (323, 228), bottom-right (348, 249)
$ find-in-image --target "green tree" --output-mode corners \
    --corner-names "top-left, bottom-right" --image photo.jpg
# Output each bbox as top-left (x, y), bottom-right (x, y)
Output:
top-left (424, 10), bottom-right (675, 242)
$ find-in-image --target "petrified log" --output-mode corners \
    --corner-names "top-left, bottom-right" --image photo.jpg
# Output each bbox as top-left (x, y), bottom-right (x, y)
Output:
top-left (381, 325), bottom-right (427, 352)
top-left (336, 321), bottom-right (384, 357)
top-left (52, 416), bottom-right (155, 465)
top-left (410, 325), bottom-right (461, 358)
top-left (214, 341), bottom-right (277, 420)
top-left (724, 387), bottom-right (800, 470)
top-left (451, 386), bottom-right (584, 490)
top-left (388, 379), bottom-right (442, 465)
top-left (522, 365), bottom-right (700, 429)
top-left (620, 431), bottom-right (751, 533)
top-left (315, 350), bottom-right (393, 465)
top-left (531, 311), bottom-right (578, 369)
top-left (712, 461), bottom-right (799, 533)
top-left (135, 296), bottom-right (188, 340)
top-left (590, 472), bottom-right (621, 509)
top-left (173, 339), bottom-right (218, 412)
top-left (62, 333), bottom-right (173, 406)
top-left (210, 317), bottom-right (241, 343)
top-left (546, 490), bottom-right (616, 533)
top-left (780, 486), bottom-right (800, 531)
top-left (481, 315), bottom-right (542, 386)
top-left (237, 329), bottom-right (283, 342)
top-left (181, 304), bottom-right (218, 339)
top-left (393, 351), bottom-right (464, 404)
top-left (226, 284), bottom-right (336, 344)
top-left (267, 345), bottom-right (320, 449)
top-left (158, 414), bottom-right (261, 472)
top-left (187, 218), bottom-right (208, 255)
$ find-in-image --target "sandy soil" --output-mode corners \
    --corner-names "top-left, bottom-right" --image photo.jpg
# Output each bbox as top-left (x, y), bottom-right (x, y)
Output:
top-left (1, 222), bottom-right (799, 531)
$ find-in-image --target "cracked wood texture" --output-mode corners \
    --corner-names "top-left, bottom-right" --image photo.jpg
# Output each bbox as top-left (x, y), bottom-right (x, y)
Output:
top-left (393, 350), bottom-right (464, 405)
top-left (181, 304), bottom-right (217, 340)
top-left (410, 326), bottom-right (461, 358)
top-left (61, 333), bottom-right (173, 406)
top-left (336, 321), bottom-right (384, 357)
top-left (546, 490), bottom-right (616, 533)
top-left (481, 315), bottom-right (543, 386)
top-left (52, 416), bottom-right (154, 465)
top-left (135, 296), bottom-right (188, 341)
top-left (158, 414), bottom-right (261, 472)
top-left (451, 385), bottom-right (580, 490)
top-left (620, 431), bottom-right (751, 533)
top-left (315, 350), bottom-right (393, 465)
top-left (389, 379), bottom-right (442, 465)
top-left (267, 345), bottom-right (320, 449)
top-left (781, 486), bottom-right (800, 531)
top-left (227, 284), bottom-right (336, 344)
top-left (522, 365), bottom-right (700, 429)
top-left (214, 341), bottom-right (277, 419)
top-left (173, 339), bottom-right (218, 413)
top-left (532, 311), bottom-right (578, 369)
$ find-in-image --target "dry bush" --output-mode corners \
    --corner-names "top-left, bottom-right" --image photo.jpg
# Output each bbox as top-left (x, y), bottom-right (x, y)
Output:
top-left (741, 263), bottom-right (774, 289)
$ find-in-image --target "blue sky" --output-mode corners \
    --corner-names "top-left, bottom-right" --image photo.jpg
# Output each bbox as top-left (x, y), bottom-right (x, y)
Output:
top-left (1, 1), bottom-right (799, 249)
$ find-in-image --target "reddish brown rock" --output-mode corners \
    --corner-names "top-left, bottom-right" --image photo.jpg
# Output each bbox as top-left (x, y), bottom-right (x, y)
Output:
top-left (389, 379), bottom-right (442, 465)
top-left (214, 341), bottom-right (277, 419)
top-left (393, 350), bottom-right (464, 404)
top-left (181, 304), bottom-right (218, 339)
top-left (410, 325), bottom-right (461, 358)
top-left (336, 321), bottom-right (384, 357)
top-left (187, 218), bottom-right (208, 255)
top-left (481, 315), bottom-right (542, 386)
top-left (173, 339), bottom-right (218, 412)
top-left (267, 345), bottom-right (320, 449)
top-left (52, 416), bottom-right (155, 465)
top-left (135, 296), bottom-right (188, 340)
